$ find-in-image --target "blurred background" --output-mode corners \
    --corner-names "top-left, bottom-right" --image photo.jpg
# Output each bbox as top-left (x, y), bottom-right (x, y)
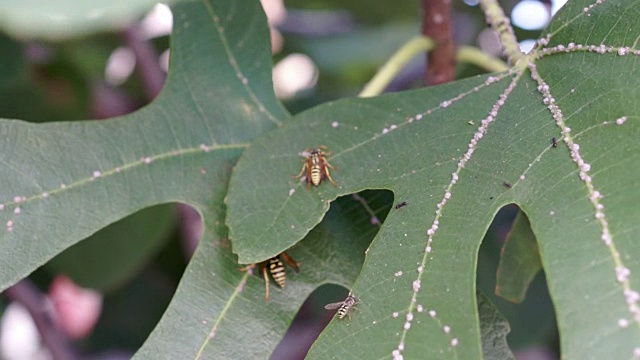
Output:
top-left (0, 0), bottom-right (567, 358)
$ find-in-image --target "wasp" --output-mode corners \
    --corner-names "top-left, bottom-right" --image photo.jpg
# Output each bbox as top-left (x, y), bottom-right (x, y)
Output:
top-left (324, 292), bottom-right (358, 320)
top-left (294, 146), bottom-right (338, 189)
top-left (503, 181), bottom-right (512, 189)
top-left (241, 252), bottom-right (299, 301)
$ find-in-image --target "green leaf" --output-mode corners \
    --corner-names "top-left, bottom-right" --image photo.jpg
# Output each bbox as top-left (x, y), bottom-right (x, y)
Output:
top-left (0, 0), bottom-right (177, 40)
top-left (0, 0), bottom-right (285, 292)
top-left (495, 210), bottom-right (542, 304)
top-left (135, 191), bottom-right (389, 358)
top-left (1, 0), bottom-right (387, 358)
top-left (227, 0), bottom-right (640, 358)
top-left (3, 0), bottom-right (640, 358)
top-left (0, 1), bottom-right (289, 357)
top-left (46, 204), bottom-right (176, 291)
top-left (478, 293), bottom-right (514, 360)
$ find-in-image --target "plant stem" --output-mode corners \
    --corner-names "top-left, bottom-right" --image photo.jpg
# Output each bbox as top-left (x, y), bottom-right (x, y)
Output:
top-left (359, 36), bottom-right (434, 98)
top-left (457, 46), bottom-right (509, 73)
top-left (478, 0), bottom-right (523, 64)
top-left (351, 193), bottom-right (381, 227)
top-left (4, 280), bottom-right (79, 360)
top-left (422, 0), bottom-right (456, 85)
top-left (122, 25), bottom-right (165, 100)
top-left (359, 39), bottom-right (507, 98)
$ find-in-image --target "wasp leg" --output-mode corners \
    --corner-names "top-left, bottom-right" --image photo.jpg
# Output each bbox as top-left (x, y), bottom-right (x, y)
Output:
top-left (324, 160), bottom-right (337, 169)
top-left (280, 251), bottom-right (300, 273)
top-left (293, 163), bottom-right (313, 189)
top-left (238, 263), bottom-right (256, 272)
top-left (293, 162), bottom-right (308, 179)
top-left (323, 165), bottom-right (338, 187)
top-left (261, 263), bottom-right (270, 302)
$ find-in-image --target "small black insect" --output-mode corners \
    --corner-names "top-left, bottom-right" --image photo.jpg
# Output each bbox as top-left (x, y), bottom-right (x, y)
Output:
top-left (395, 201), bottom-right (408, 209)
top-left (551, 137), bottom-right (558, 148)
top-left (503, 182), bottom-right (512, 189)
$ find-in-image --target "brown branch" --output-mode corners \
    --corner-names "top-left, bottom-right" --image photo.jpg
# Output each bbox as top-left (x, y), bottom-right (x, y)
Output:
top-left (121, 25), bottom-right (165, 100)
top-left (4, 280), bottom-right (79, 360)
top-left (422, 0), bottom-right (456, 85)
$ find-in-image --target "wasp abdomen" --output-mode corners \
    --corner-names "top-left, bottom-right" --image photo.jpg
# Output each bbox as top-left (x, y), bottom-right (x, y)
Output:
top-left (310, 155), bottom-right (322, 186)
top-left (268, 257), bottom-right (287, 288)
top-left (338, 294), bottom-right (357, 319)
top-left (294, 146), bottom-right (337, 188)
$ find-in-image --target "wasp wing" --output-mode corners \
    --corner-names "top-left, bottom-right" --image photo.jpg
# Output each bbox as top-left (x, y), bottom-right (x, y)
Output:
top-left (280, 252), bottom-right (300, 273)
top-left (324, 301), bottom-right (344, 310)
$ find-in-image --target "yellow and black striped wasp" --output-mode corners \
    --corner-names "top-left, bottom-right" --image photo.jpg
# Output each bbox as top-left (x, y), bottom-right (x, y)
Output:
top-left (242, 252), bottom-right (300, 301)
top-left (324, 292), bottom-right (358, 320)
top-left (294, 146), bottom-right (338, 189)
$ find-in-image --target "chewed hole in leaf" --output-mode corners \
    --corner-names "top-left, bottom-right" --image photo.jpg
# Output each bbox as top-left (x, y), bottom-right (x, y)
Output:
top-left (477, 204), bottom-right (557, 352)
top-left (272, 284), bottom-right (348, 358)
